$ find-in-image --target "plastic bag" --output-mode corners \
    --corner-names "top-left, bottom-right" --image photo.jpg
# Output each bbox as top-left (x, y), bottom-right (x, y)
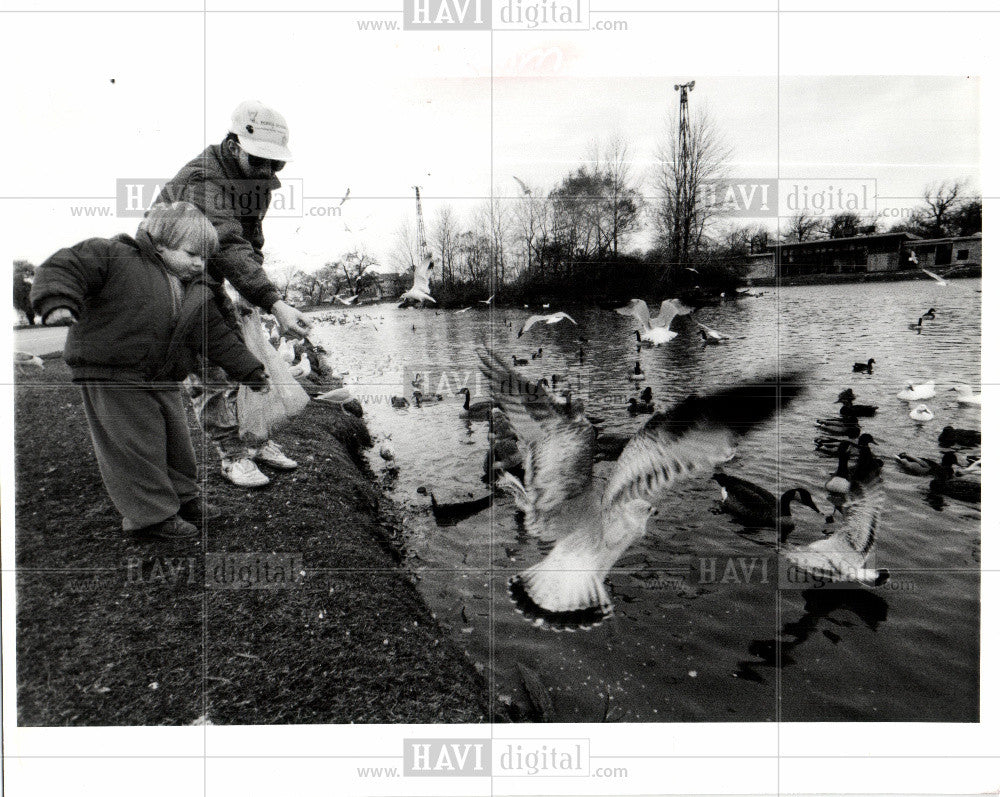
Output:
top-left (236, 306), bottom-right (310, 444)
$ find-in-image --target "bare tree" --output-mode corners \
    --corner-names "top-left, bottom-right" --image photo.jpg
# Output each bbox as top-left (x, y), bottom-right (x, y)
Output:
top-left (824, 211), bottom-right (862, 239)
top-left (267, 260), bottom-right (302, 301)
top-left (338, 248), bottom-right (378, 295)
top-left (591, 134), bottom-right (643, 256)
top-left (920, 179), bottom-right (967, 237)
top-left (388, 216), bottom-right (421, 274)
top-left (432, 205), bottom-right (459, 284)
top-left (652, 110), bottom-right (732, 269)
top-left (781, 211), bottom-right (824, 243)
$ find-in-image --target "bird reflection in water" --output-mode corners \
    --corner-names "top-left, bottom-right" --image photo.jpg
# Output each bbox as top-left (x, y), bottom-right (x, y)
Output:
top-left (735, 587), bottom-right (889, 682)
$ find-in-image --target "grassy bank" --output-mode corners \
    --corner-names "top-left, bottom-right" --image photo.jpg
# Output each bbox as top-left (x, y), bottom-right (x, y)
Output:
top-left (14, 359), bottom-right (491, 725)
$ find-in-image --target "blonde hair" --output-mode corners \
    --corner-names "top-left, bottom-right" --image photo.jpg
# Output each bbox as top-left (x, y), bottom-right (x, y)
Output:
top-left (140, 201), bottom-right (219, 257)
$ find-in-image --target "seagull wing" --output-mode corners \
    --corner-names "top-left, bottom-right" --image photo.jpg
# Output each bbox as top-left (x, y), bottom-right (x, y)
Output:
top-left (602, 372), bottom-right (810, 534)
top-left (511, 371), bottom-right (808, 623)
top-left (785, 484), bottom-right (885, 582)
top-left (478, 347), bottom-right (596, 531)
top-left (652, 298), bottom-right (695, 330)
top-left (921, 268), bottom-right (947, 285)
top-left (546, 311), bottom-right (577, 326)
top-left (512, 176), bottom-right (531, 196)
top-left (696, 321), bottom-right (726, 340)
top-left (615, 298), bottom-right (652, 331)
top-left (517, 315), bottom-right (545, 337)
top-left (412, 258), bottom-right (434, 292)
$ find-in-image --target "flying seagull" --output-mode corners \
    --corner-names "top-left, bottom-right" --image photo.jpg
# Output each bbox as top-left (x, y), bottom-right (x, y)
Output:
top-left (921, 268), bottom-right (948, 286)
top-left (517, 311), bottom-right (577, 338)
top-left (512, 176), bottom-right (532, 196)
top-left (479, 348), bottom-right (807, 627)
top-left (783, 484), bottom-right (888, 586)
top-left (398, 256), bottom-right (436, 307)
top-left (616, 297), bottom-right (694, 346)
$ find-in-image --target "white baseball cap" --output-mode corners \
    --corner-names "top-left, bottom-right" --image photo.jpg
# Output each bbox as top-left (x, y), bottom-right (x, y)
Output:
top-left (229, 100), bottom-right (292, 161)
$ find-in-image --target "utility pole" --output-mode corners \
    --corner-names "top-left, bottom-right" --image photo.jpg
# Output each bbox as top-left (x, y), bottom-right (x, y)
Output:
top-left (413, 185), bottom-right (433, 281)
top-left (673, 80), bottom-right (695, 267)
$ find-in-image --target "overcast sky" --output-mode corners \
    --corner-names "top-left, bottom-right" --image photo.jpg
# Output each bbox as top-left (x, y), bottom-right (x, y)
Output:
top-left (5, 13), bottom-right (980, 274)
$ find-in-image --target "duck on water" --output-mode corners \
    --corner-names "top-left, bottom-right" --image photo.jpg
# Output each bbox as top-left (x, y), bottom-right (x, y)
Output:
top-left (712, 473), bottom-right (821, 540)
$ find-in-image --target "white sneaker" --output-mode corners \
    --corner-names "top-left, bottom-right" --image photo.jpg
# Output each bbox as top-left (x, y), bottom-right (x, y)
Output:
top-left (222, 457), bottom-right (270, 488)
top-left (253, 441), bottom-right (298, 471)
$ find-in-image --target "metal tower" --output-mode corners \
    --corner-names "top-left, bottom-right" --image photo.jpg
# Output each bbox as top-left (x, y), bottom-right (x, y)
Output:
top-left (673, 80), bottom-right (695, 266)
top-left (413, 185), bottom-right (433, 279)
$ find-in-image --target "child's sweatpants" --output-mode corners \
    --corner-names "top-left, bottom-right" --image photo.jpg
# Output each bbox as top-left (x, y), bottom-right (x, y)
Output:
top-left (79, 382), bottom-right (200, 531)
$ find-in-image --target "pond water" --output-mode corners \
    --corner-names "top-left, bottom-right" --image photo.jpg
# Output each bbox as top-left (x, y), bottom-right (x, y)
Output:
top-left (307, 278), bottom-right (980, 722)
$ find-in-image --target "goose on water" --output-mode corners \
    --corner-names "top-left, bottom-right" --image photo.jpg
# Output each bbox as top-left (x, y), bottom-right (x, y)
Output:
top-left (478, 348), bottom-right (807, 627)
top-left (630, 361), bottom-right (645, 380)
top-left (513, 355), bottom-right (529, 366)
top-left (921, 308), bottom-right (937, 319)
top-left (456, 387), bottom-right (493, 420)
top-left (782, 485), bottom-right (889, 586)
top-left (952, 384), bottom-right (982, 405)
top-left (852, 358), bottom-right (875, 373)
top-left (616, 298), bottom-right (694, 346)
top-left (929, 453), bottom-right (981, 503)
top-left (909, 404), bottom-right (934, 423)
top-left (897, 381), bottom-right (935, 401)
top-left (851, 434), bottom-right (883, 482)
top-left (712, 473), bottom-right (820, 540)
top-left (908, 317), bottom-right (924, 331)
top-left (825, 442), bottom-right (854, 494)
top-left (938, 426), bottom-right (981, 448)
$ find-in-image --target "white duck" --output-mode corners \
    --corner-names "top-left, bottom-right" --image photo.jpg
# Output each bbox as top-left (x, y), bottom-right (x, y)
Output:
top-left (479, 348), bottom-right (807, 625)
top-left (909, 404), bottom-right (934, 423)
top-left (896, 381), bottom-right (935, 401)
top-left (616, 298), bottom-right (693, 346)
top-left (952, 384), bottom-right (982, 406)
top-left (783, 485), bottom-right (889, 587)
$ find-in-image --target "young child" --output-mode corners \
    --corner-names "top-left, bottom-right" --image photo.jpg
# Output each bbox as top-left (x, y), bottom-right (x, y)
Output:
top-left (30, 202), bottom-right (269, 541)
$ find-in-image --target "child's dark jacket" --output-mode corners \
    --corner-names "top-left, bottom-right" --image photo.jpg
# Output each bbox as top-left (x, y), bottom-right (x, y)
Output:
top-left (30, 229), bottom-right (262, 384)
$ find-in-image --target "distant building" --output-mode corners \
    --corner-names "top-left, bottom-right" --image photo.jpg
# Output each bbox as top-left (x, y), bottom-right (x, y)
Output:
top-left (904, 233), bottom-right (981, 271)
top-left (744, 231), bottom-right (981, 285)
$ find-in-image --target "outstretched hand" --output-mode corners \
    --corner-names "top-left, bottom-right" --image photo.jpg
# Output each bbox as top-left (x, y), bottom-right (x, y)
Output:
top-left (271, 300), bottom-right (313, 339)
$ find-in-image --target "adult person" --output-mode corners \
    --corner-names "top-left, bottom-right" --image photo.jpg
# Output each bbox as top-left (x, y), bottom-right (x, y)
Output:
top-left (153, 100), bottom-right (312, 487)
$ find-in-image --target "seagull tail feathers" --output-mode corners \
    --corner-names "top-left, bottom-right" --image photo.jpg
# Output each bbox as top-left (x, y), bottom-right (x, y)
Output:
top-left (508, 529), bottom-right (615, 628)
